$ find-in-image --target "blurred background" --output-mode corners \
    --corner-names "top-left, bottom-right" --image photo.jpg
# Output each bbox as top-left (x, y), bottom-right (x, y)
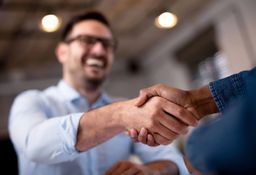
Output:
top-left (1, 0), bottom-right (256, 174)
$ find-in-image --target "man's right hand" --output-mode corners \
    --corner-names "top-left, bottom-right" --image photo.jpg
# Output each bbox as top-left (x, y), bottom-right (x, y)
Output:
top-left (128, 84), bottom-right (219, 146)
top-left (122, 96), bottom-right (198, 145)
top-left (75, 91), bottom-right (202, 151)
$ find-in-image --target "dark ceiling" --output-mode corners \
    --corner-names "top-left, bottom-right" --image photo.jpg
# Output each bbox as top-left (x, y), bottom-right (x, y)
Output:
top-left (0, 0), bottom-right (212, 83)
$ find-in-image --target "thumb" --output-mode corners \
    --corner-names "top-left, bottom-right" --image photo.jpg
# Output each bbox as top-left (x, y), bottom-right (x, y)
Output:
top-left (135, 89), bottom-right (155, 107)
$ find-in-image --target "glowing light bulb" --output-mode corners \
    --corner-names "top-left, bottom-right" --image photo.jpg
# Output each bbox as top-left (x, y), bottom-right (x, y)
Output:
top-left (155, 12), bottom-right (178, 29)
top-left (41, 14), bottom-right (61, 32)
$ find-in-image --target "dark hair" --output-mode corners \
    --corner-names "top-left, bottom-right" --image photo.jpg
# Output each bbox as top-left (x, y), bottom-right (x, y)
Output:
top-left (61, 11), bottom-right (111, 41)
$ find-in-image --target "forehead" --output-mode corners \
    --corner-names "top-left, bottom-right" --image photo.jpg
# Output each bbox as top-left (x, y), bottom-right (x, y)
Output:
top-left (70, 20), bottom-right (113, 39)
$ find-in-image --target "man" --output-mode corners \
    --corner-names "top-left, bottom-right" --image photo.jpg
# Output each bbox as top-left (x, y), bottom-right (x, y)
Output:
top-left (9, 11), bottom-right (196, 175)
top-left (130, 67), bottom-right (256, 174)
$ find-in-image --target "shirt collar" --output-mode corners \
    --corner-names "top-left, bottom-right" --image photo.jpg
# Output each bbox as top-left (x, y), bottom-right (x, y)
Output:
top-left (57, 80), bottom-right (112, 106)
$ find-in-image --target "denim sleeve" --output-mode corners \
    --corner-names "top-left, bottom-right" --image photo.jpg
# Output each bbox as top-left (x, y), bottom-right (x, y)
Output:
top-left (185, 68), bottom-right (256, 174)
top-left (208, 69), bottom-right (252, 112)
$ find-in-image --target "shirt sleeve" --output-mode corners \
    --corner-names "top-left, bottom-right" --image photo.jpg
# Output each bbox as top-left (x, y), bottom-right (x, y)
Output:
top-left (133, 143), bottom-right (190, 175)
top-left (186, 75), bottom-right (256, 174)
top-left (8, 90), bottom-right (83, 164)
top-left (186, 67), bottom-right (256, 174)
top-left (208, 68), bottom-right (256, 112)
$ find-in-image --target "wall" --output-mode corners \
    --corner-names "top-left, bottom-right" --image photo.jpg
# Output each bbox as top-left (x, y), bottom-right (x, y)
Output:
top-left (142, 0), bottom-right (256, 89)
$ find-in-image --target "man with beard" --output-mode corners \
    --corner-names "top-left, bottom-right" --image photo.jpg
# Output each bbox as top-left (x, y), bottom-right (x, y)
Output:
top-left (8, 11), bottom-right (197, 175)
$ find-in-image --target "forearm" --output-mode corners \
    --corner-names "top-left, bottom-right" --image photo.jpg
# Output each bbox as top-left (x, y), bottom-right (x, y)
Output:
top-left (75, 100), bottom-right (133, 151)
top-left (144, 160), bottom-right (179, 175)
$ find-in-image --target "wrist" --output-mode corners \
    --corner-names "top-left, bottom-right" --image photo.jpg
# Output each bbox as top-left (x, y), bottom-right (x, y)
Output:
top-left (188, 85), bottom-right (218, 119)
top-left (112, 100), bottom-right (137, 130)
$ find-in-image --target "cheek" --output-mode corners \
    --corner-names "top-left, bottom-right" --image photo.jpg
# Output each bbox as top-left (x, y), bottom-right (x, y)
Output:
top-left (108, 55), bottom-right (114, 66)
top-left (70, 49), bottom-right (85, 64)
top-left (106, 59), bottom-right (114, 72)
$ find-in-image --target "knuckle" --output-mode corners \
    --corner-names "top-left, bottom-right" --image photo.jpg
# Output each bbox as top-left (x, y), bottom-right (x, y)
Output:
top-left (176, 108), bottom-right (185, 116)
top-left (153, 97), bottom-right (162, 106)
top-left (156, 83), bottom-right (164, 88)
top-left (172, 124), bottom-right (182, 134)
top-left (166, 131), bottom-right (178, 140)
top-left (139, 88), bottom-right (146, 94)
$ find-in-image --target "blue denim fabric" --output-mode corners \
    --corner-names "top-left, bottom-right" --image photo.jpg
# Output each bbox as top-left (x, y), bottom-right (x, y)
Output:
top-left (209, 72), bottom-right (247, 112)
top-left (186, 67), bottom-right (256, 174)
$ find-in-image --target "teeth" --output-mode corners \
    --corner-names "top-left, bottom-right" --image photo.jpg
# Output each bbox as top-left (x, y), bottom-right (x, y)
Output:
top-left (86, 58), bottom-right (104, 67)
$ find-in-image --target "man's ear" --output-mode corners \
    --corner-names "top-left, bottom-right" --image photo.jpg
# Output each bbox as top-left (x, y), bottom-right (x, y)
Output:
top-left (55, 42), bottom-right (69, 64)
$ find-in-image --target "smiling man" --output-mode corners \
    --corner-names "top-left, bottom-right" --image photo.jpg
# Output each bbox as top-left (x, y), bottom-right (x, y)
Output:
top-left (8, 11), bottom-right (195, 175)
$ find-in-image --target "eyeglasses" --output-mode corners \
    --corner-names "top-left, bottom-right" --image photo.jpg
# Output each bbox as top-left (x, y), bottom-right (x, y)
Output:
top-left (65, 34), bottom-right (117, 51)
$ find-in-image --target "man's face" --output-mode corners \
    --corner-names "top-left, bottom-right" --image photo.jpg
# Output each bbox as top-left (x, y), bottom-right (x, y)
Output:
top-left (62, 20), bottom-right (115, 90)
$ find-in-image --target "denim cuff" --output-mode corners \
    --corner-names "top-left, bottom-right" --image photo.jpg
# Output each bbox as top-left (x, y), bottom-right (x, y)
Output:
top-left (209, 73), bottom-right (246, 112)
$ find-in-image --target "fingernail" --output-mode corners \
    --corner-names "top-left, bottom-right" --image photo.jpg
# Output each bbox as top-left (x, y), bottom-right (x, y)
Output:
top-left (131, 131), bottom-right (136, 137)
top-left (140, 128), bottom-right (146, 136)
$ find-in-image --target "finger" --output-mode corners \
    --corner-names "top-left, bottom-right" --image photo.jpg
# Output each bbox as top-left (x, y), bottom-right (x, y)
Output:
top-left (153, 132), bottom-right (175, 145)
top-left (147, 134), bottom-right (159, 146)
top-left (129, 129), bottom-right (139, 142)
top-left (122, 167), bottom-right (139, 175)
top-left (162, 99), bottom-right (198, 127)
top-left (105, 162), bottom-right (121, 175)
top-left (154, 123), bottom-right (178, 143)
top-left (109, 162), bottom-right (130, 175)
top-left (159, 110), bottom-right (189, 135)
top-left (135, 88), bottom-right (155, 107)
top-left (138, 128), bottom-right (147, 144)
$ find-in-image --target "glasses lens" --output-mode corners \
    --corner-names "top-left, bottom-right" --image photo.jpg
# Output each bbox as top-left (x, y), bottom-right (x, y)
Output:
top-left (66, 35), bottom-right (116, 51)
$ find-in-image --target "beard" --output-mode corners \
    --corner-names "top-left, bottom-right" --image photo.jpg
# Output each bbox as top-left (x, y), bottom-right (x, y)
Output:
top-left (82, 75), bottom-right (106, 91)
top-left (80, 53), bottom-right (108, 91)
top-left (67, 52), bottom-right (110, 92)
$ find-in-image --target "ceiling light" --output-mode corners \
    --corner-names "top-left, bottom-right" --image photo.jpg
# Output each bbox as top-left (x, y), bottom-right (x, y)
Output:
top-left (155, 12), bottom-right (178, 29)
top-left (40, 14), bottom-right (61, 33)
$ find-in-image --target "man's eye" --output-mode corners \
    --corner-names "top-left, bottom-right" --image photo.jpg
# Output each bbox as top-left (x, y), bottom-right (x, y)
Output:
top-left (80, 38), bottom-right (91, 44)
top-left (86, 38), bottom-right (96, 44)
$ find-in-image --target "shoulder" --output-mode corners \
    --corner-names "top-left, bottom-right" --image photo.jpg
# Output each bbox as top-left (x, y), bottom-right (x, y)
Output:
top-left (10, 89), bottom-right (46, 112)
top-left (13, 84), bottom-right (58, 105)
top-left (15, 89), bottom-right (43, 100)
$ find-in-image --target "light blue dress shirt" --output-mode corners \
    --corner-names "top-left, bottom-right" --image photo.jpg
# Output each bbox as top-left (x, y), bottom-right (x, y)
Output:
top-left (9, 80), bottom-right (189, 175)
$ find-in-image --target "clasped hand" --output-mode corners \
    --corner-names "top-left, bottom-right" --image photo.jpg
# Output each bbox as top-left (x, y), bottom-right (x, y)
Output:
top-left (127, 84), bottom-right (200, 146)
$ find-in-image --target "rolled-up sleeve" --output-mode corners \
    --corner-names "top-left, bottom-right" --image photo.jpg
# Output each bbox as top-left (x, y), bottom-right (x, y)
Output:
top-left (8, 91), bottom-right (83, 164)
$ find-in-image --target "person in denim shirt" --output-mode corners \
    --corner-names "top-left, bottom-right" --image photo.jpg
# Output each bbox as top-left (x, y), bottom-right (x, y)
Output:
top-left (130, 68), bottom-right (256, 174)
top-left (185, 68), bottom-right (256, 175)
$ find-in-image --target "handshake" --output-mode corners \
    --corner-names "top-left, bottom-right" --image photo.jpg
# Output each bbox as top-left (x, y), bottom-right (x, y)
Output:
top-left (124, 84), bottom-right (218, 146)
top-left (76, 83), bottom-right (219, 152)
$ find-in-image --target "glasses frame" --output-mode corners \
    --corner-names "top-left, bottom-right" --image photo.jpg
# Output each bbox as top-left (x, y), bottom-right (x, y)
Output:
top-left (64, 34), bottom-right (117, 51)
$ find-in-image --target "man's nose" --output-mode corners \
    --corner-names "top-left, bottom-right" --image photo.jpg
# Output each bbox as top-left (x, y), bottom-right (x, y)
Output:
top-left (90, 41), bottom-right (108, 54)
